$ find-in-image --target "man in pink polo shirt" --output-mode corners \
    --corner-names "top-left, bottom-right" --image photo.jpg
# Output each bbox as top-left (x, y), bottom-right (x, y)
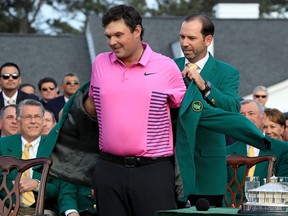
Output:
top-left (84, 5), bottom-right (186, 216)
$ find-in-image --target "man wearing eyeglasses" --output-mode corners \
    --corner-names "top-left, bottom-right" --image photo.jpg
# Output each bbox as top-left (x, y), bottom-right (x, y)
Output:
top-left (0, 99), bottom-right (60, 215)
top-left (46, 73), bottom-right (80, 121)
top-left (0, 62), bottom-right (39, 110)
top-left (252, 85), bottom-right (269, 108)
top-left (37, 77), bottom-right (59, 107)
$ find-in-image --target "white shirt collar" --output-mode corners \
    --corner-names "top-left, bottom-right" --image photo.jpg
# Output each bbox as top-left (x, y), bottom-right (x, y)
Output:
top-left (21, 136), bottom-right (41, 159)
top-left (64, 96), bottom-right (69, 103)
top-left (3, 91), bottom-right (18, 106)
top-left (185, 52), bottom-right (209, 72)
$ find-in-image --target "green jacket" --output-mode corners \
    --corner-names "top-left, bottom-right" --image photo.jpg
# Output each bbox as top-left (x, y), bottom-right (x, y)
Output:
top-left (174, 54), bottom-right (241, 197)
top-left (174, 56), bottom-right (270, 200)
top-left (58, 181), bottom-right (95, 215)
top-left (46, 82), bottom-right (98, 214)
top-left (0, 134), bottom-right (60, 212)
top-left (48, 82), bottom-right (99, 187)
top-left (225, 137), bottom-right (288, 205)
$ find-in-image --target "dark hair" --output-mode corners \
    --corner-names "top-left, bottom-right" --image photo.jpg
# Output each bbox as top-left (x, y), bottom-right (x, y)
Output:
top-left (19, 83), bottom-right (35, 91)
top-left (102, 5), bottom-right (144, 40)
top-left (0, 104), bottom-right (17, 119)
top-left (38, 77), bottom-right (58, 90)
top-left (0, 62), bottom-right (21, 76)
top-left (62, 73), bottom-right (78, 84)
top-left (45, 109), bottom-right (56, 123)
top-left (264, 108), bottom-right (286, 128)
top-left (183, 14), bottom-right (214, 37)
top-left (284, 112), bottom-right (288, 120)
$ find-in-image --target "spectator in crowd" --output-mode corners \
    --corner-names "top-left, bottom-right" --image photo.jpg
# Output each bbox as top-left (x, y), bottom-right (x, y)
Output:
top-left (283, 112), bottom-right (288, 141)
top-left (38, 77), bottom-right (58, 107)
top-left (0, 99), bottom-right (59, 215)
top-left (46, 73), bottom-right (80, 121)
top-left (226, 99), bottom-right (288, 204)
top-left (0, 104), bottom-right (19, 137)
top-left (19, 83), bottom-right (37, 95)
top-left (253, 85), bottom-right (268, 108)
top-left (41, 109), bottom-right (56, 136)
top-left (84, 5), bottom-right (186, 216)
top-left (0, 62), bottom-right (38, 110)
top-left (174, 13), bottom-right (240, 207)
top-left (263, 108), bottom-right (286, 140)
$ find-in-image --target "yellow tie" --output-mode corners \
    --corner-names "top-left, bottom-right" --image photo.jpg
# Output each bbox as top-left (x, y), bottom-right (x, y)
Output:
top-left (186, 63), bottom-right (199, 70)
top-left (247, 145), bottom-right (256, 179)
top-left (8, 98), bottom-right (15, 105)
top-left (21, 143), bottom-right (35, 206)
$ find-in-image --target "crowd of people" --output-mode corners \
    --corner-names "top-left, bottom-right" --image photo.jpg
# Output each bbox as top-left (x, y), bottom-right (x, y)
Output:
top-left (0, 4), bottom-right (287, 216)
top-left (0, 62), bottom-right (97, 215)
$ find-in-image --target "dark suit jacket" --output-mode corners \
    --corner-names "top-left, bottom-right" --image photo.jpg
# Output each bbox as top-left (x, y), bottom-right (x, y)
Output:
top-left (45, 95), bottom-right (66, 121)
top-left (0, 90), bottom-right (39, 109)
top-left (0, 134), bottom-right (60, 211)
top-left (43, 82), bottom-right (97, 214)
top-left (174, 54), bottom-right (241, 196)
top-left (226, 137), bottom-right (288, 205)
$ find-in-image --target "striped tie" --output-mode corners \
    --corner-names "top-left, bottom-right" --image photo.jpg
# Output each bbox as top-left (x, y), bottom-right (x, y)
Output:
top-left (21, 143), bottom-right (36, 206)
top-left (247, 145), bottom-right (256, 179)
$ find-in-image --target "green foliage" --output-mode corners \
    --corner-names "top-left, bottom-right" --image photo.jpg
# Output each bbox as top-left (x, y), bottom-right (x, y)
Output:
top-left (0, 0), bottom-right (287, 34)
top-left (148, 0), bottom-right (215, 16)
top-left (259, 0), bottom-right (288, 17)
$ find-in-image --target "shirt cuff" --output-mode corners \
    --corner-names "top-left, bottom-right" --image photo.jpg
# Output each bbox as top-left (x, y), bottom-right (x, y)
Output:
top-left (65, 209), bottom-right (78, 216)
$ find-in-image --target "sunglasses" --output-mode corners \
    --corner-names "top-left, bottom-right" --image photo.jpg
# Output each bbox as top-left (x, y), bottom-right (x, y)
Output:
top-left (1, 73), bottom-right (20, 80)
top-left (254, 95), bottom-right (267, 98)
top-left (65, 81), bottom-right (79, 86)
top-left (41, 86), bottom-right (56, 92)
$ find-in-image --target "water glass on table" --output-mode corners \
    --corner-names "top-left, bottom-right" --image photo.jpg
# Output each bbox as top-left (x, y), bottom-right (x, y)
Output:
top-left (245, 176), bottom-right (260, 202)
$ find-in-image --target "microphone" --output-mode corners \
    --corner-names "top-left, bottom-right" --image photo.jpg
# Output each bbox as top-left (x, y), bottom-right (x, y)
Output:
top-left (195, 198), bottom-right (210, 211)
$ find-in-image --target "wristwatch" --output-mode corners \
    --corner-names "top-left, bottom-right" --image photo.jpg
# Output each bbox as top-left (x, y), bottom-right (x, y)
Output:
top-left (201, 81), bottom-right (211, 97)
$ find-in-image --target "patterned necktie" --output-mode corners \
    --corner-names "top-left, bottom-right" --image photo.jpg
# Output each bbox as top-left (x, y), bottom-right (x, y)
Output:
top-left (247, 145), bottom-right (256, 178)
top-left (21, 143), bottom-right (35, 206)
top-left (186, 63), bottom-right (199, 70)
top-left (7, 98), bottom-right (15, 105)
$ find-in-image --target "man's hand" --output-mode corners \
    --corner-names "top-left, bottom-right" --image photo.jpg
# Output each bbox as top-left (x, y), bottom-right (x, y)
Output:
top-left (19, 178), bottom-right (38, 193)
top-left (182, 65), bottom-right (206, 91)
top-left (84, 97), bottom-right (96, 116)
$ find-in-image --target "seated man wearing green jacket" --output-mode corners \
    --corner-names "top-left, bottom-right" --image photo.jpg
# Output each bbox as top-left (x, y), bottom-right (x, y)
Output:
top-left (226, 99), bottom-right (288, 206)
top-left (0, 99), bottom-right (59, 216)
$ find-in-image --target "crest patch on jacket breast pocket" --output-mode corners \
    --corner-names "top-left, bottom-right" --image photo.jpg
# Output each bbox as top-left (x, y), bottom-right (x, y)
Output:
top-left (191, 101), bottom-right (203, 112)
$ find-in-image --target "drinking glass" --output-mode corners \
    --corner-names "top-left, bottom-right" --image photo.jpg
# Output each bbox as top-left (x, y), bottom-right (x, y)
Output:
top-left (245, 176), bottom-right (260, 202)
top-left (279, 177), bottom-right (288, 186)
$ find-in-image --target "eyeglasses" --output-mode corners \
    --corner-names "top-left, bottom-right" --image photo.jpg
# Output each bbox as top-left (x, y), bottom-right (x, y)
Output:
top-left (65, 81), bottom-right (79, 86)
top-left (41, 86), bottom-right (56, 92)
top-left (254, 95), bottom-right (267, 98)
top-left (20, 115), bottom-right (43, 122)
top-left (1, 73), bottom-right (20, 80)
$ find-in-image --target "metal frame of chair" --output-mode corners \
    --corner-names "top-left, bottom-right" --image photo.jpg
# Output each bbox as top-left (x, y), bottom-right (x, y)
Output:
top-left (0, 156), bottom-right (52, 216)
top-left (224, 154), bottom-right (276, 207)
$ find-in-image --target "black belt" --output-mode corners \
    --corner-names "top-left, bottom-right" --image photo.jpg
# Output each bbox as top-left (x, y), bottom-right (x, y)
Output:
top-left (99, 151), bottom-right (172, 168)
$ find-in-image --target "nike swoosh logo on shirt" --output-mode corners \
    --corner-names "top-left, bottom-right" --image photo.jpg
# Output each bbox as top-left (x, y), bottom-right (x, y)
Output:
top-left (144, 72), bottom-right (156, 76)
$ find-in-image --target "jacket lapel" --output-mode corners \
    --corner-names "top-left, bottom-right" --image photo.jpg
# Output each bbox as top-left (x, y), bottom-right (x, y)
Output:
top-left (199, 53), bottom-right (217, 81)
top-left (7, 134), bottom-right (22, 157)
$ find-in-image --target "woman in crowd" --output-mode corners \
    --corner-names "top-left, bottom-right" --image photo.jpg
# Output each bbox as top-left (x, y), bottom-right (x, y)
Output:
top-left (263, 108), bottom-right (286, 140)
